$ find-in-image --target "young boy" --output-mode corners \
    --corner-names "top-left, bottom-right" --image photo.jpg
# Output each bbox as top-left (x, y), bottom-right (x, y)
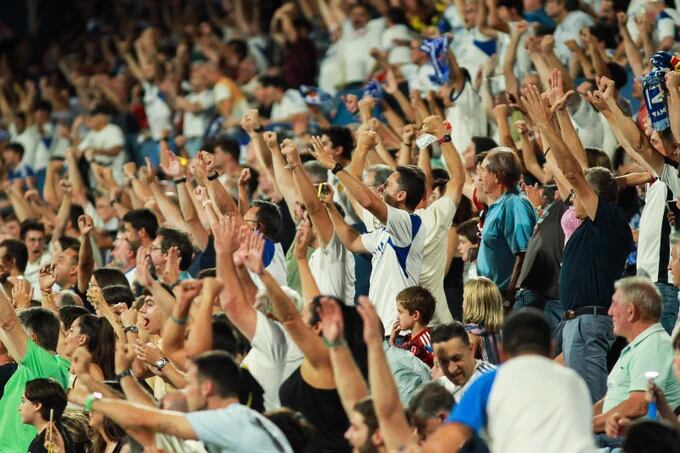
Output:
top-left (20, 378), bottom-right (74, 453)
top-left (389, 286), bottom-right (436, 367)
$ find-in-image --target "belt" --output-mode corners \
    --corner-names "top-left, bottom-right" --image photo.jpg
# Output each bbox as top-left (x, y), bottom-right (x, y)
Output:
top-left (564, 306), bottom-right (609, 320)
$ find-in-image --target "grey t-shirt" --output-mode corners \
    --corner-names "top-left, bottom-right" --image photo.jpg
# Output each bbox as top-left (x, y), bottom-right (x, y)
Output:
top-left (186, 404), bottom-right (292, 453)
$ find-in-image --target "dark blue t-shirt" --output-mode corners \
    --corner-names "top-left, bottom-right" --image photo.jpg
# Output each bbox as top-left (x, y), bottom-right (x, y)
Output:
top-left (560, 199), bottom-right (633, 311)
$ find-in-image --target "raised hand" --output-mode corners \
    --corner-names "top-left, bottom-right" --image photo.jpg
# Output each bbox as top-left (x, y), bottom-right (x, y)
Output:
top-left (309, 136), bottom-right (337, 169)
top-left (77, 214), bottom-right (94, 236)
top-left (161, 246), bottom-right (181, 284)
top-left (135, 247), bottom-right (154, 287)
top-left (233, 226), bottom-right (251, 268)
top-left (540, 35), bottom-right (555, 54)
top-left (39, 264), bottom-right (57, 292)
top-left (11, 278), bottom-right (33, 309)
top-left (238, 168), bottom-right (251, 188)
top-left (522, 183), bottom-right (543, 209)
top-left (197, 150), bottom-right (215, 174)
top-left (356, 296), bottom-right (382, 345)
top-left (402, 124), bottom-right (417, 145)
top-left (120, 308), bottom-right (138, 329)
top-left (596, 76), bottom-right (616, 100)
top-left (546, 69), bottom-right (574, 112)
top-left (521, 85), bottom-right (551, 128)
top-left (241, 109), bottom-right (262, 135)
top-left (586, 89), bottom-right (610, 113)
top-left (420, 115), bottom-right (446, 138)
top-left (666, 71), bottom-right (680, 91)
top-left (160, 143), bottom-right (182, 177)
top-left (115, 342), bottom-right (137, 373)
top-left (515, 20), bottom-right (529, 36)
top-left (86, 285), bottom-right (105, 310)
top-left (317, 297), bottom-right (345, 343)
top-left (281, 139), bottom-right (302, 166)
top-left (134, 339), bottom-right (163, 366)
top-left (123, 162), bottom-right (137, 179)
top-left (213, 214), bottom-right (240, 255)
top-left (243, 230), bottom-right (266, 276)
top-left (176, 279), bottom-right (203, 312)
top-left (294, 217), bottom-right (314, 261)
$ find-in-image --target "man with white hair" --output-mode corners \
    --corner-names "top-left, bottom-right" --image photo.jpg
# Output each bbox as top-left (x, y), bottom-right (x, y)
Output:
top-left (592, 277), bottom-right (680, 442)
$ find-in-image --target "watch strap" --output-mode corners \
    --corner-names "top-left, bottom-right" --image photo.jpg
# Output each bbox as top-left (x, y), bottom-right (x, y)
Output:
top-left (123, 325), bottom-right (139, 334)
top-left (331, 163), bottom-right (344, 175)
top-left (116, 369), bottom-right (133, 381)
top-left (207, 172), bottom-right (219, 181)
top-left (438, 134), bottom-right (452, 145)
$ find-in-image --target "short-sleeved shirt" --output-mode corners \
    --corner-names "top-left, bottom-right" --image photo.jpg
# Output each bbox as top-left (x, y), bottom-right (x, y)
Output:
top-left (308, 233), bottom-right (356, 304)
top-left (477, 191), bottom-right (537, 291)
top-left (361, 205), bottom-right (427, 329)
top-left (397, 328), bottom-right (434, 367)
top-left (655, 9), bottom-right (680, 44)
top-left (560, 199), bottom-right (633, 311)
top-left (437, 359), bottom-right (496, 403)
top-left (183, 90), bottom-right (215, 138)
top-left (603, 323), bottom-right (680, 413)
top-left (383, 343), bottom-right (432, 404)
top-left (0, 340), bottom-right (70, 452)
top-left (249, 239), bottom-right (287, 289)
top-left (417, 196), bottom-right (457, 324)
top-left (447, 356), bottom-right (595, 453)
top-left (186, 404), bottom-right (293, 452)
top-left (241, 312), bottom-right (303, 410)
top-left (517, 200), bottom-right (566, 299)
top-left (269, 90), bottom-right (308, 123)
top-left (553, 11), bottom-right (594, 65)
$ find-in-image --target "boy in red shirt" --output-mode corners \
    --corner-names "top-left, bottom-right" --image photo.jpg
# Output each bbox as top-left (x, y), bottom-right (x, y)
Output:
top-left (388, 286), bottom-right (435, 367)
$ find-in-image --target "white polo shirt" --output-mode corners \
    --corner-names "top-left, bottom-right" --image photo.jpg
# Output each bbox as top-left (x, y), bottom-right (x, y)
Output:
top-left (183, 89), bottom-right (214, 139)
top-left (361, 205), bottom-right (427, 329)
top-left (270, 90), bottom-right (308, 123)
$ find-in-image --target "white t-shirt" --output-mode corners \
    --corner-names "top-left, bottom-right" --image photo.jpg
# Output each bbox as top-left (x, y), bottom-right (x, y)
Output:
top-left (655, 9), bottom-right (680, 46)
top-left (24, 253), bottom-right (52, 299)
top-left (142, 81), bottom-right (173, 140)
top-left (183, 90), bottom-right (214, 138)
top-left (78, 123), bottom-right (126, 182)
top-left (241, 311), bottom-right (303, 410)
top-left (361, 205), bottom-right (427, 329)
top-left (381, 24), bottom-right (413, 65)
top-left (270, 90), bottom-right (308, 122)
top-left (337, 18), bottom-right (385, 84)
top-left (437, 359), bottom-right (496, 402)
top-left (637, 179), bottom-right (673, 283)
top-left (451, 27), bottom-right (494, 82)
top-left (553, 11), bottom-right (594, 66)
top-left (10, 124), bottom-right (50, 171)
top-left (214, 79), bottom-right (249, 123)
top-left (446, 80), bottom-right (487, 154)
top-left (308, 233), bottom-right (356, 304)
top-left (449, 355), bottom-right (595, 453)
top-left (417, 196), bottom-right (457, 324)
top-left (404, 63), bottom-right (441, 97)
top-left (249, 239), bottom-right (288, 289)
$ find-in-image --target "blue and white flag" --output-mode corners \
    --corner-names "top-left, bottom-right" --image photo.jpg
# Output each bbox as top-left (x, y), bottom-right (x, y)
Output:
top-left (299, 85), bottom-right (333, 106)
top-left (362, 79), bottom-right (383, 100)
top-left (419, 36), bottom-right (451, 86)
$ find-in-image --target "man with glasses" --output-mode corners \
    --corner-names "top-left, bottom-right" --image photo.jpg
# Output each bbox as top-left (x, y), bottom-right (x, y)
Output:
top-left (243, 200), bottom-right (287, 287)
top-left (430, 321), bottom-right (495, 402)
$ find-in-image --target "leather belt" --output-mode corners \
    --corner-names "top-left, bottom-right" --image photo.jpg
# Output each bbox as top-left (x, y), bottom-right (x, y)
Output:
top-left (564, 306), bottom-right (609, 320)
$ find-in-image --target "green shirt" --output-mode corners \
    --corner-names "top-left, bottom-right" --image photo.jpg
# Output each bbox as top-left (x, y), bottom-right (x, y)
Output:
top-left (284, 239), bottom-right (314, 295)
top-left (0, 339), bottom-right (70, 452)
top-left (603, 323), bottom-right (680, 413)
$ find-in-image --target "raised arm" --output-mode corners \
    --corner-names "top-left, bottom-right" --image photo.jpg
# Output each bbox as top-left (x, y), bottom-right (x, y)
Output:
top-left (422, 115), bottom-right (465, 205)
top-left (294, 220), bottom-right (321, 303)
top-left (318, 299), bottom-right (369, 417)
top-left (357, 298), bottom-right (416, 451)
top-left (76, 215), bottom-right (95, 294)
top-left (547, 71), bottom-right (587, 170)
top-left (321, 185), bottom-right (368, 253)
top-left (160, 280), bottom-right (201, 366)
top-left (523, 84), bottom-right (598, 220)
top-left (184, 278), bottom-right (224, 358)
top-left (0, 281), bottom-right (29, 360)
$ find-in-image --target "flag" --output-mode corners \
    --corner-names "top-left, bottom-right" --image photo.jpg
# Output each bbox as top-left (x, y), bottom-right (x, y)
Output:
top-left (419, 36), bottom-right (451, 86)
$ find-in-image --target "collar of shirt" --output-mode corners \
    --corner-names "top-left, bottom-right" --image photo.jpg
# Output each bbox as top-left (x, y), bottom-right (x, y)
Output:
top-left (621, 323), bottom-right (666, 357)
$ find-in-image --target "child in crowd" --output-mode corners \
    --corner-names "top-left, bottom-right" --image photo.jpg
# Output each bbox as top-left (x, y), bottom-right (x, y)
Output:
top-left (20, 378), bottom-right (74, 453)
top-left (389, 286), bottom-right (436, 367)
top-left (462, 277), bottom-right (503, 365)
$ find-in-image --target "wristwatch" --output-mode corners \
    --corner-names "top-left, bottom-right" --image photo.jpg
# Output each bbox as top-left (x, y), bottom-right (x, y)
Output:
top-left (155, 358), bottom-right (169, 370)
top-left (438, 134), bottom-right (452, 145)
top-left (253, 125), bottom-right (264, 133)
top-left (331, 162), bottom-right (344, 175)
top-left (123, 325), bottom-right (139, 334)
top-left (116, 369), bottom-right (133, 381)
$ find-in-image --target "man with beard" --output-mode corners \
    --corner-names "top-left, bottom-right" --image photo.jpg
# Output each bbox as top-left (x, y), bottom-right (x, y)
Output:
top-left (20, 220), bottom-right (51, 297)
top-left (314, 134), bottom-right (427, 329)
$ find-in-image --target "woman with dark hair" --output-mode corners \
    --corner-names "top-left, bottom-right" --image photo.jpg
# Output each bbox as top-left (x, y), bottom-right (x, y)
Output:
top-left (62, 314), bottom-right (116, 382)
top-left (88, 383), bottom-right (127, 453)
top-left (21, 378), bottom-right (76, 453)
top-left (242, 231), bottom-right (367, 452)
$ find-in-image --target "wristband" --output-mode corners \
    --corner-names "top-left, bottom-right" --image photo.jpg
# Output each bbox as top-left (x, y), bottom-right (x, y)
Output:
top-left (84, 392), bottom-right (103, 413)
top-left (171, 314), bottom-right (188, 325)
top-left (331, 163), bottom-right (344, 175)
top-left (207, 172), bottom-right (219, 181)
top-left (174, 176), bottom-right (187, 184)
top-left (323, 337), bottom-right (347, 349)
top-left (116, 369), bottom-right (133, 381)
top-left (253, 125), bottom-right (264, 133)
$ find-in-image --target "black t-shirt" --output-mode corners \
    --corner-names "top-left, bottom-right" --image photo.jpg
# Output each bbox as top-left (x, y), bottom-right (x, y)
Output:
top-left (560, 199), bottom-right (633, 311)
top-left (27, 423), bottom-right (76, 453)
top-left (517, 200), bottom-right (567, 299)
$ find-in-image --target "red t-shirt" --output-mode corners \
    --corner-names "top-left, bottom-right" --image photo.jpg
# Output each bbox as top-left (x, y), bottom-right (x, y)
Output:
top-left (399, 328), bottom-right (434, 367)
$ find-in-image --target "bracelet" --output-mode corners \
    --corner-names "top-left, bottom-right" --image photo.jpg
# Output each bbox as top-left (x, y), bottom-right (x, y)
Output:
top-left (331, 163), bottom-right (344, 175)
top-left (116, 369), bottom-right (133, 381)
top-left (174, 176), bottom-right (187, 184)
top-left (170, 314), bottom-right (188, 325)
top-left (123, 325), bottom-right (139, 334)
top-left (323, 337), bottom-right (347, 349)
top-left (84, 392), bottom-right (103, 413)
top-left (207, 172), bottom-right (219, 181)
top-left (544, 147), bottom-right (551, 158)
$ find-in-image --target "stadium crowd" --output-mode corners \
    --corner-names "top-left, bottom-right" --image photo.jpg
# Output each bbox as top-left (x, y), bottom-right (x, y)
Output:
top-left (3, 0), bottom-right (680, 451)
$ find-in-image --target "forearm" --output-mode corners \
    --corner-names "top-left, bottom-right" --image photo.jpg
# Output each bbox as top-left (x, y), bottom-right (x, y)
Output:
top-left (555, 109), bottom-right (587, 170)
top-left (330, 345), bottom-right (370, 417)
top-left (297, 255), bottom-right (320, 302)
top-left (150, 184), bottom-right (191, 233)
top-left (346, 147), bottom-right (370, 179)
top-left (508, 253), bottom-right (525, 293)
top-left (216, 251), bottom-right (256, 340)
top-left (185, 291), bottom-right (216, 358)
top-left (158, 362), bottom-right (187, 388)
top-left (119, 374), bottom-right (156, 406)
top-left (594, 395), bottom-right (647, 432)
top-left (337, 170), bottom-right (384, 218)
top-left (417, 148), bottom-right (433, 201)
top-left (43, 168), bottom-right (59, 208)
top-left (77, 233), bottom-right (95, 293)
top-left (621, 29), bottom-right (644, 77)
top-left (326, 203), bottom-right (365, 253)
top-left (90, 399), bottom-right (194, 438)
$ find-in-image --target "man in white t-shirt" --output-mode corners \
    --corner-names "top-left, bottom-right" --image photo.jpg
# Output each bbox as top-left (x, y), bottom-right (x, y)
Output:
top-left (644, 1), bottom-right (680, 50)
top-left (417, 116), bottom-right (465, 324)
top-left (177, 65), bottom-right (214, 157)
top-left (546, 0), bottom-right (595, 65)
top-left (77, 107), bottom-right (126, 183)
top-left (336, 4), bottom-right (385, 86)
top-left (315, 139), bottom-right (428, 330)
top-left (257, 76), bottom-right (308, 125)
top-left (243, 201), bottom-right (287, 288)
top-left (425, 309), bottom-right (595, 453)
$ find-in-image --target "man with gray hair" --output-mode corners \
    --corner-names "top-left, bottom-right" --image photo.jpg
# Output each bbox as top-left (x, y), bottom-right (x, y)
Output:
top-left (592, 277), bottom-right (680, 443)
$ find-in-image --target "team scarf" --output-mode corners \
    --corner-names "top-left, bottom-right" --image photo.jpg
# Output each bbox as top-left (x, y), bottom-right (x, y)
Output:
top-left (419, 36), bottom-right (450, 86)
top-left (299, 85), bottom-right (333, 106)
top-left (362, 79), bottom-right (383, 100)
top-left (642, 51), bottom-right (680, 131)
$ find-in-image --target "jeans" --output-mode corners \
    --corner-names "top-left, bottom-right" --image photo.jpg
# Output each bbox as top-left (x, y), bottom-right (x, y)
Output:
top-left (655, 282), bottom-right (679, 335)
top-left (562, 314), bottom-right (616, 403)
top-left (513, 289), bottom-right (563, 333)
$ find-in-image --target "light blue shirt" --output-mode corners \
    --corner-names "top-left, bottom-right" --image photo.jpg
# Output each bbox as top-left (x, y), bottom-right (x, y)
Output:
top-left (186, 404), bottom-right (292, 453)
top-left (384, 342), bottom-right (432, 404)
top-left (477, 190), bottom-right (537, 291)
